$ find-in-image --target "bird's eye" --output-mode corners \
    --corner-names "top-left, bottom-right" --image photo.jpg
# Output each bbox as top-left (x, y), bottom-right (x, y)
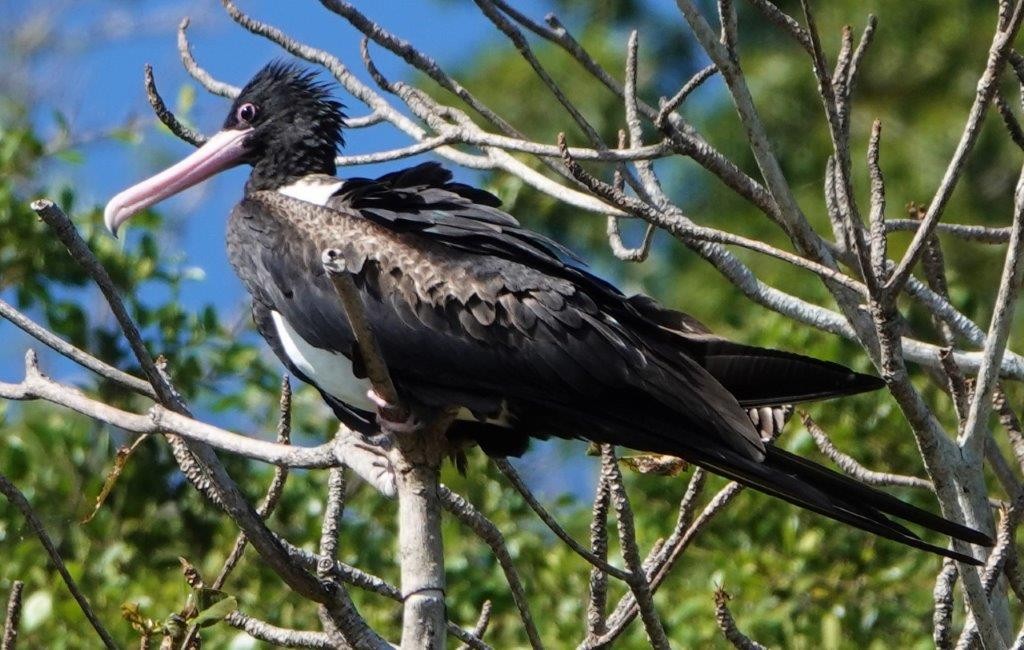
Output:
top-left (236, 103), bottom-right (258, 124)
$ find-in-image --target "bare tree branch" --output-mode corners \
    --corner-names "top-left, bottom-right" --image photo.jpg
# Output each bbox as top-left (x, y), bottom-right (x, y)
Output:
top-left (1, 581), bottom-right (24, 650)
top-left (225, 610), bottom-right (332, 649)
top-left (0, 473), bottom-right (116, 649)
top-left (493, 459), bottom-right (631, 581)
top-left (177, 17), bottom-right (240, 98)
top-left (439, 486), bottom-right (543, 649)
top-left (886, 3), bottom-right (1024, 294)
top-left (714, 588), bottom-right (767, 650)
top-left (933, 559), bottom-right (959, 650)
top-left (144, 63), bottom-right (205, 147)
top-left (601, 446), bottom-right (669, 649)
top-left (0, 296), bottom-right (155, 398)
top-left (801, 412), bottom-right (932, 490)
top-left (584, 468), bottom-right (612, 643)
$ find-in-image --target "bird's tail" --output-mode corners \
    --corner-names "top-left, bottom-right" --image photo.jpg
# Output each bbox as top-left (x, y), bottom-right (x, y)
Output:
top-left (688, 444), bottom-right (992, 565)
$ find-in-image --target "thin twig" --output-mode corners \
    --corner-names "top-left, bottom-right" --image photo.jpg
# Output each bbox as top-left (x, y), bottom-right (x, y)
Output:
top-left (617, 34), bottom-right (657, 261)
top-left (0, 474), bottom-right (116, 648)
top-left (177, 18), bottom-right (240, 98)
top-left (456, 601), bottom-right (492, 650)
top-left (743, 0), bottom-right (812, 53)
top-left (655, 64), bottom-right (718, 126)
top-left (493, 459), bottom-right (631, 581)
top-left (995, 386), bottom-right (1024, 475)
top-left (144, 64), bottom-right (205, 147)
top-left (224, 610), bottom-right (331, 649)
top-left (714, 588), bottom-right (767, 650)
top-left (801, 412), bottom-right (932, 490)
top-left (997, 91), bottom-right (1024, 151)
top-left (438, 486), bottom-right (543, 650)
top-left (319, 466), bottom-right (348, 574)
top-left (885, 220), bottom-right (1012, 243)
top-left (867, 119), bottom-right (888, 282)
top-left (886, 3), bottom-right (1024, 294)
top-left (585, 469), bottom-right (612, 642)
top-left (933, 559), bottom-right (959, 650)
top-left (1, 581), bottom-right (24, 650)
top-left (601, 447), bottom-right (670, 649)
top-left (0, 296), bottom-right (155, 398)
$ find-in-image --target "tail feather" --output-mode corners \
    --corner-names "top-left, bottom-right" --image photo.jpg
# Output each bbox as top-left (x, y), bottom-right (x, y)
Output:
top-left (692, 340), bottom-right (886, 407)
top-left (766, 447), bottom-right (991, 547)
top-left (607, 296), bottom-right (986, 562)
top-left (686, 445), bottom-right (991, 565)
top-left (625, 293), bottom-right (886, 407)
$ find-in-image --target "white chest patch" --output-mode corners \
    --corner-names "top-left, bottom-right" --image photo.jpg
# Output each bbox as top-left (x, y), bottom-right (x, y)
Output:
top-left (272, 310), bottom-right (509, 426)
top-left (277, 178), bottom-right (345, 206)
top-left (271, 310), bottom-right (375, 410)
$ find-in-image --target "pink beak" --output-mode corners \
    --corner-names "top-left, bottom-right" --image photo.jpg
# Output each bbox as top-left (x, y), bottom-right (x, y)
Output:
top-left (104, 127), bottom-right (254, 236)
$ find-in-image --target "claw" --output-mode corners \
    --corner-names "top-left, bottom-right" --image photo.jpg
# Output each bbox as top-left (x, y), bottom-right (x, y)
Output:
top-left (366, 388), bottom-right (389, 410)
top-left (748, 405), bottom-right (794, 443)
top-left (334, 428), bottom-right (396, 498)
top-left (366, 388), bottom-right (421, 434)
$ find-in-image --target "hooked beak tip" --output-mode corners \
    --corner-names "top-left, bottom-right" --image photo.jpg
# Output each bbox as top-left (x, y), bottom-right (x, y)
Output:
top-left (103, 201), bottom-right (124, 238)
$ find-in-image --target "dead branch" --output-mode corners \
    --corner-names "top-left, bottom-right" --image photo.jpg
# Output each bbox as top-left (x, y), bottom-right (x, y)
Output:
top-left (1, 581), bottom-right (24, 650)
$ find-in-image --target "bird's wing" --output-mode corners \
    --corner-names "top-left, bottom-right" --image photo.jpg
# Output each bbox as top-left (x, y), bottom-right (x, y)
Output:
top-left (328, 164), bottom-right (883, 408)
top-left (229, 188), bottom-right (767, 462)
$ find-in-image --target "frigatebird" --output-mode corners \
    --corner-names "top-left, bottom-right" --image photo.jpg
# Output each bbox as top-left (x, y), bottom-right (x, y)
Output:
top-left (105, 61), bottom-right (991, 563)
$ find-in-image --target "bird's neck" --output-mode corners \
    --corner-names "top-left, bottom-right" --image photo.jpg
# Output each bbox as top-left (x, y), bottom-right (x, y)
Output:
top-left (246, 157), bottom-right (336, 193)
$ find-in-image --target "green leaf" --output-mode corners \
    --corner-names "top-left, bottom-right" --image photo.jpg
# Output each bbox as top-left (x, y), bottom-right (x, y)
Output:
top-left (54, 148), bottom-right (84, 165)
top-left (177, 84), bottom-right (197, 115)
top-left (192, 594), bottom-right (238, 628)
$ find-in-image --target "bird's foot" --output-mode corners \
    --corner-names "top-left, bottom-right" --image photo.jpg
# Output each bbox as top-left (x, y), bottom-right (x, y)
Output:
top-left (747, 405), bottom-right (794, 442)
top-left (333, 428), bottom-right (396, 498)
top-left (366, 388), bottom-right (422, 435)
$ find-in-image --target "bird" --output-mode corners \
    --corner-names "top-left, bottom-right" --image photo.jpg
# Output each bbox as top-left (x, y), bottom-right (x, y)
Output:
top-left (105, 60), bottom-right (991, 564)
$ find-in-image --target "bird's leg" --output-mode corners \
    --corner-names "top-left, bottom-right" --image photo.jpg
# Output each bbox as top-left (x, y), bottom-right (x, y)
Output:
top-left (367, 388), bottom-right (423, 435)
top-left (332, 426), bottom-right (397, 498)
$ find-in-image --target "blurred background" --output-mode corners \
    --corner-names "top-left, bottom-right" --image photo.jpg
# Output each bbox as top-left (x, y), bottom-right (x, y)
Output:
top-left (0, 1), bottom-right (1019, 647)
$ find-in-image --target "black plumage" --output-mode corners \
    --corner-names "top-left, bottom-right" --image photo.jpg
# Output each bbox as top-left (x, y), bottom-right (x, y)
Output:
top-left (105, 61), bottom-right (993, 565)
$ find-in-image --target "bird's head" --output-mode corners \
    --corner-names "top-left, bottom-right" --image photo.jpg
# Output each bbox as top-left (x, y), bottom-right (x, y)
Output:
top-left (104, 60), bottom-right (345, 235)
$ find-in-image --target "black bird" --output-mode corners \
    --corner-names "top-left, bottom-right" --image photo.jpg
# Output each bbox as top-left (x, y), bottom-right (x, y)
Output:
top-left (105, 61), bottom-right (991, 564)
